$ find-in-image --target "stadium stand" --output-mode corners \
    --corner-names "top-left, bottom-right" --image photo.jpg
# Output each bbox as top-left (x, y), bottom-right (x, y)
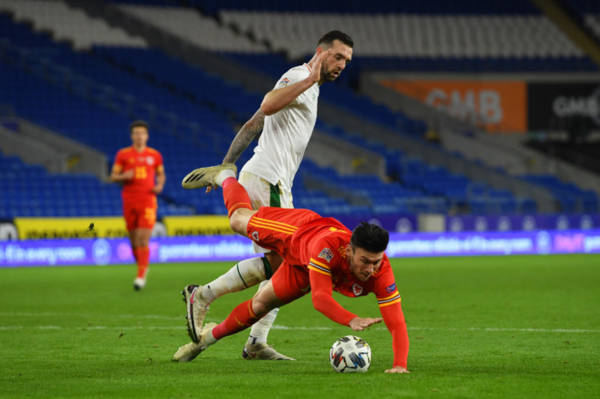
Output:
top-left (1, 0), bottom-right (597, 221)
top-left (0, 0), bottom-right (147, 49)
top-left (117, 4), bottom-right (268, 53)
top-left (561, 0), bottom-right (600, 42)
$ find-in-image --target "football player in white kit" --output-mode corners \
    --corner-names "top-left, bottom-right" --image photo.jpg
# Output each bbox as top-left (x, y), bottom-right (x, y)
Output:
top-left (174, 31), bottom-right (354, 362)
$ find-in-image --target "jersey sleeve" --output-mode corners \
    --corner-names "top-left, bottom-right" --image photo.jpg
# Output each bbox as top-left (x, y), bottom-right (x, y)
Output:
top-left (112, 150), bottom-right (126, 173)
top-left (307, 237), bottom-right (357, 326)
top-left (274, 66), bottom-right (309, 89)
top-left (155, 151), bottom-right (164, 173)
top-left (373, 257), bottom-right (410, 368)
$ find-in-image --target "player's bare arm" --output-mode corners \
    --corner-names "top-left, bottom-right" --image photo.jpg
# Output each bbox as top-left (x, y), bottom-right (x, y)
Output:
top-left (152, 167), bottom-right (166, 194)
top-left (222, 109), bottom-right (266, 164)
top-left (260, 49), bottom-right (330, 116)
top-left (110, 166), bottom-right (134, 182)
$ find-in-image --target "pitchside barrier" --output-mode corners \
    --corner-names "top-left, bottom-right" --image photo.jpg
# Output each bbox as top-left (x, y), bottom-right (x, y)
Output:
top-left (1, 229), bottom-right (599, 267)
top-left (1, 214), bottom-right (599, 267)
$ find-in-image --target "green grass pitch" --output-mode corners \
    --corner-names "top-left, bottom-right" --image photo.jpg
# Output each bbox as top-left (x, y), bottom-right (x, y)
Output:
top-left (1, 254), bottom-right (599, 398)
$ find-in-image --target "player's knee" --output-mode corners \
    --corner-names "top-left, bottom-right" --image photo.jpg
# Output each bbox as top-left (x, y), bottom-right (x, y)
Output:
top-left (251, 298), bottom-right (268, 318)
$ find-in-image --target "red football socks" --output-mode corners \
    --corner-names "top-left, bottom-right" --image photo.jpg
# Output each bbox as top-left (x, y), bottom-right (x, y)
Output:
top-left (135, 246), bottom-right (149, 278)
top-left (222, 177), bottom-right (253, 216)
top-left (212, 299), bottom-right (259, 340)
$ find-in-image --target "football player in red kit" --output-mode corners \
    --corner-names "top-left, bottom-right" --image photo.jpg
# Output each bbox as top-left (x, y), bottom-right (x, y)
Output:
top-left (174, 164), bottom-right (408, 373)
top-left (110, 121), bottom-right (165, 290)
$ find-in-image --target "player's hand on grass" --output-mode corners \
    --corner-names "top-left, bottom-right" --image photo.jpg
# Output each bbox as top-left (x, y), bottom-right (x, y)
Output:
top-left (348, 316), bottom-right (382, 331)
top-left (384, 366), bottom-right (410, 374)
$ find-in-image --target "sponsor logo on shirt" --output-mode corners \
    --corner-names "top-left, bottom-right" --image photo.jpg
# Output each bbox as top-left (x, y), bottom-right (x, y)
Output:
top-left (352, 283), bottom-right (364, 296)
top-left (386, 283), bottom-right (397, 293)
top-left (279, 77), bottom-right (290, 87)
top-left (318, 247), bottom-right (334, 263)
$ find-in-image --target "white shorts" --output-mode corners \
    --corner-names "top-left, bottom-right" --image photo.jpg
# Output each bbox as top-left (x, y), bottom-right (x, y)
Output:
top-left (239, 171), bottom-right (293, 253)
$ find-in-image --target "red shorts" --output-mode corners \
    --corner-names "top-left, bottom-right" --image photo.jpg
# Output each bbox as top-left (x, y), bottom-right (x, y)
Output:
top-left (271, 262), bottom-right (311, 304)
top-left (246, 207), bottom-right (320, 262)
top-left (123, 196), bottom-right (157, 231)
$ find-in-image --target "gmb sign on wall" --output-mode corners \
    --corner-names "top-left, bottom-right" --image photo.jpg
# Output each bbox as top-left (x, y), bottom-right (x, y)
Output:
top-left (528, 82), bottom-right (600, 130)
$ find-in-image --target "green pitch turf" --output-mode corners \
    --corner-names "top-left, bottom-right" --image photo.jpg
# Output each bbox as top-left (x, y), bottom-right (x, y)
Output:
top-left (1, 254), bottom-right (599, 398)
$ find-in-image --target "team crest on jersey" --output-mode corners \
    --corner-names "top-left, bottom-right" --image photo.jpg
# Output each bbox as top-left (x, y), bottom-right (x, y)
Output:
top-left (386, 283), bottom-right (397, 293)
top-left (251, 231), bottom-right (259, 241)
top-left (279, 77), bottom-right (290, 87)
top-left (352, 283), bottom-right (364, 296)
top-left (318, 247), bottom-right (333, 262)
top-left (146, 156), bottom-right (154, 165)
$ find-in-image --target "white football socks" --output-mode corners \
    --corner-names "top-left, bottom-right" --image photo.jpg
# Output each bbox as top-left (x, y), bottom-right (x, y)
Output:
top-left (247, 280), bottom-right (279, 345)
top-left (215, 169), bottom-right (236, 187)
top-left (201, 257), bottom-right (266, 303)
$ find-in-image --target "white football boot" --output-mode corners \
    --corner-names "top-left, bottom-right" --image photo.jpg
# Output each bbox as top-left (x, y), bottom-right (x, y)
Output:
top-left (242, 342), bottom-right (295, 360)
top-left (133, 277), bottom-right (146, 291)
top-left (182, 285), bottom-right (210, 343)
top-left (172, 322), bottom-right (217, 362)
top-left (181, 163), bottom-right (237, 189)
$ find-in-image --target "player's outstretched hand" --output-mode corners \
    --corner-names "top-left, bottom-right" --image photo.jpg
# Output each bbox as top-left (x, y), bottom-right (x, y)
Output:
top-left (384, 366), bottom-right (410, 374)
top-left (307, 49), bottom-right (331, 83)
top-left (348, 317), bottom-right (383, 331)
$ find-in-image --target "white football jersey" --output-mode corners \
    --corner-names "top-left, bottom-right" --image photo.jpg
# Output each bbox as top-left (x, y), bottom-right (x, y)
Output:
top-left (241, 64), bottom-right (319, 192)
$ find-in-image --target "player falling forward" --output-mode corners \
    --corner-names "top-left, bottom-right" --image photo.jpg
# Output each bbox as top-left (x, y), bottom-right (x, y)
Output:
top-left (110, 121), bottom-right (165, 290)
top-left (173, 165), bottom-right (410, 373)
top-left (178, 30), bottom-right (353, 360)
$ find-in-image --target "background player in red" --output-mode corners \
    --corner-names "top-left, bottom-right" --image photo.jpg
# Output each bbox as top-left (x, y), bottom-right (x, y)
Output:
top-left (174, 165), bottom-right (409, 373)
top-left (110, 121), bottom-right (165, 290)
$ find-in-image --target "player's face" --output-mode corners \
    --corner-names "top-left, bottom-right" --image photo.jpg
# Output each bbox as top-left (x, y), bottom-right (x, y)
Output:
top-left (321, 40), bottom-right (353, 82)
top-left (131, 126), bottom-right (149, 148)
top-left (348, 246), bottom-right (384, 282)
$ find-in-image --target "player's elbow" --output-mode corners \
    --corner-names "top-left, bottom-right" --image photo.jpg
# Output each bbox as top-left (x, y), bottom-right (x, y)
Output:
top-left (260, 92), bottom-right (279, 116)
top-left (260, 101), bottom-right (276, 116)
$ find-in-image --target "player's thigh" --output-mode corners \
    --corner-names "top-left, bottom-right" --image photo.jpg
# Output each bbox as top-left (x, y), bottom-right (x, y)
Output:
top-left (239, 171), bottom-right (271, 210)
top-left (123, 202), bottom-right (139, 233)
top-left (125, 198), bottom-right (156, 237)
top-left (239, 172), bottom-right (275, 254)
top-left (269, 262), bottom-right (310, 304)
top-left (139, 197), bottom-right (157, 230)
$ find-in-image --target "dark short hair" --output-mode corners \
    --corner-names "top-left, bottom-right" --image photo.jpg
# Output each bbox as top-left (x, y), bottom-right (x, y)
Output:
top-left (350, 222), bottom-right (389, 253)
top-left (318, 30), bottom-right (353, 48)
top-left (129, 120), bottom-right (149, 133)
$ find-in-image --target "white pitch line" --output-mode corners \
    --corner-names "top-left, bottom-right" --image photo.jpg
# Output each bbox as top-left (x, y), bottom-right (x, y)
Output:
top-left (0, 324), bottom-right (599, 333)
top-left (0, 311), bottom-right (182, 321)
top-left (1, 312), bottom-right (598, 333)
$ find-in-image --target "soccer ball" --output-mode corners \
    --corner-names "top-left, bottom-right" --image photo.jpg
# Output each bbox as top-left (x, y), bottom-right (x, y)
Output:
top-left (329, 335), bottom-right (371, 373)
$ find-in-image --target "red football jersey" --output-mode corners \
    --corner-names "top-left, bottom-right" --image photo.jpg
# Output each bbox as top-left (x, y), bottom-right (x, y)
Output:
top-left (113, 146), bottom-right (163, 201)
top-left (290, 217), bottom-right (401, 306)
